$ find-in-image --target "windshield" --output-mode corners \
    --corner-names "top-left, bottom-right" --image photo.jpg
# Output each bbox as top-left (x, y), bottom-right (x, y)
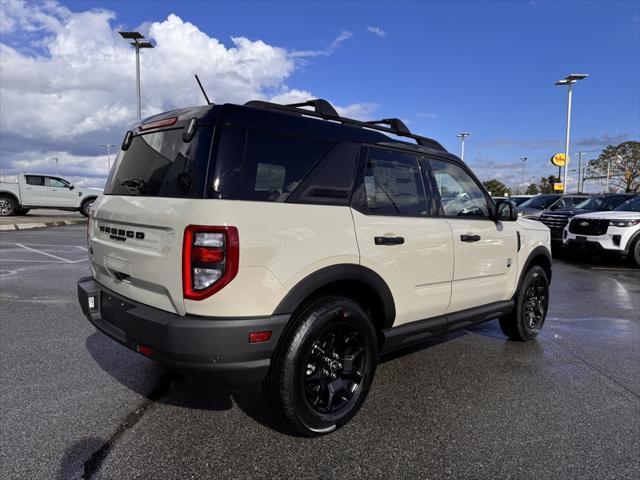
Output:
top-left (510, 196), bottom-right (531, 206)
top-left (613, 196), bottom-right (640, 212)
top-left (104, 126), bottom-right (212, 197)
top-left (519, 195), bottom-right (560, 209)
top-left (575, 195), bottom-right (632, 211)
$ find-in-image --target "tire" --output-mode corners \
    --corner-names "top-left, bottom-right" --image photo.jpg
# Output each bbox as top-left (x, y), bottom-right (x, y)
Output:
top-left (499, 265), bottom-right (549, 341)
top-left (0, 197), bottom-right (17, 216)
top-left (269, 295), bottom-right (378, 436)
top-left (16, 208), bottom-right (30, 216)
top-left (628, 237), bottom-right (640, 268)
top-left (80, 198), bottom-right (94, 217)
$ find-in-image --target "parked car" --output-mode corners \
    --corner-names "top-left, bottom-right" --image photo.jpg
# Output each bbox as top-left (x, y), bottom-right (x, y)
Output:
top-left (563, 195), bottom-right (640, 267)
top-left (509, 195), bottom-right (536, 206)
top-left (518, 193), bottom-right (590, 220)
top-left (539, 193), bottom-right (635, 245)
top-left (77, 98), bottom-right (552, 436)
top-left (0, 173), bottom-right (101, 217)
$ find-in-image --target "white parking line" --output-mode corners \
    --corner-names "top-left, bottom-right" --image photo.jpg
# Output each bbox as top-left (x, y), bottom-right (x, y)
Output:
top-left (14, 243), bottom-right (84, 264)
top-left (0, 241), bottom-right (86, 248)
top-left (0, 259), bottom-right (66, 263)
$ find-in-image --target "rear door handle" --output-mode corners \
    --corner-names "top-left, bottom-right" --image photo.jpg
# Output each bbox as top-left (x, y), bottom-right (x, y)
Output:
top-left (460, 234), bottom-right (481, 242)
top-left (374, 236), bottom-right (405, 245)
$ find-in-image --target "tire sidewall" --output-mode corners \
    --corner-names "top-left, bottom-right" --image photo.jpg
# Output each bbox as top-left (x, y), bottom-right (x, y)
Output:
top-left (280, 298), bottom-right (377, 434)
top-left (0, 197), bottom-right (16, 216)
top-left (81, 199), bottom-right (94, 217)
top-left (515, 266), bottom-right (549, 340)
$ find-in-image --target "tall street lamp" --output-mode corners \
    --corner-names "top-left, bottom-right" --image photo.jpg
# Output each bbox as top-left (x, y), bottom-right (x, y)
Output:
top-left (520, 157), bottom-right (528, 193)
top-left (457, 132), bottom-right (471, 162)
top-left (52, 157), bottom-right (59, 175)
top-left (99, 144), bottom-right (116, 172)
top-left (119, 31), bottom-right (154, 121)
top-left (555, 73), bottom-right (589, 194)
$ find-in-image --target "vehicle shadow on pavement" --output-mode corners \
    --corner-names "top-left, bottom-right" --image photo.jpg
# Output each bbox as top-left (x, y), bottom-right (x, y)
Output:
top-left (85, 332), bottom-right (293, 435)
top-left (56, 437), bottom-right (103, 480)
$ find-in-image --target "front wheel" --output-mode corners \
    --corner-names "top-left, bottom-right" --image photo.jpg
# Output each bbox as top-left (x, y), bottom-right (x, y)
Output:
top-left (0, 197), bottom-right (17, 216)
top-left (499, 265), bottom-right (549, 341)
top-left (269, 296), bottom-right (378, 436)
top-left (80, 199), bottom-right (94, 217)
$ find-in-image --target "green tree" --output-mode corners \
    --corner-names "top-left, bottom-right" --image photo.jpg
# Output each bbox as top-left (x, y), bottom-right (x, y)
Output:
top-left (525, 183), bottom-right (539, 195)
top-left (586, 141), bottom-right (640, 192)
top-left (538, 175), bottom-right (561, 194)
top-left (482, 179), bottom-right (511, 197)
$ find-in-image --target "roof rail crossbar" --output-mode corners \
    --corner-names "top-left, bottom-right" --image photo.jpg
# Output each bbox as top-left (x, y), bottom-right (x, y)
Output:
top-left (366, 118), bottom-right (411, 136)
top-left (243, 99), bottom-right (446, 152)
top-left (285, 99), bottom-right (339, 118)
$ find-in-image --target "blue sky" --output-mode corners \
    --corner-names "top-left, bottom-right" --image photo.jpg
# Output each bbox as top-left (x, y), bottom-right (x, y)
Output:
top-left (1, 0), bottom-right (638, 190)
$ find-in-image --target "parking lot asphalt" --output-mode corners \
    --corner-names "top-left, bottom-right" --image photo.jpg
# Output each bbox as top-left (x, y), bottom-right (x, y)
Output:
top-left (1, 225), bottom-right (639, 479)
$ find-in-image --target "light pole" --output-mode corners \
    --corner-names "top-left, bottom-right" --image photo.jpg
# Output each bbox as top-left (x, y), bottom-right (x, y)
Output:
top-left (555, 73), bottom-right (588, 194)
top-left (99, 144), bottom-right (116, 172)
top-left (52, 157), bottom-right (59, 175)
top-left (520, 157), bottom-right (528, 193)
top-left (457, 132), bottom-right (471, 162)
top-left (119, 31), bottom-right (154, 121)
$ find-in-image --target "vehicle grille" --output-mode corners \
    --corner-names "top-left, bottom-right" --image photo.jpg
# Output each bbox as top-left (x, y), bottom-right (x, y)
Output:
top-left (569, 218), bottom-right (609, 236)
top-left (539, 214), bottom-right (570, 238)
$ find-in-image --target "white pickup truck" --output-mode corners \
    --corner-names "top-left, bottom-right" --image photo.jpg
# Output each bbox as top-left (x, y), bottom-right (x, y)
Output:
top-left (0, 173), bottom-right (102, 217)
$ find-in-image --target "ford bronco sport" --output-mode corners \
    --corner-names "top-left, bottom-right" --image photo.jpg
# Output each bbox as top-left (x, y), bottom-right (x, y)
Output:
top-left (77, 99), bottom-right (552, 436)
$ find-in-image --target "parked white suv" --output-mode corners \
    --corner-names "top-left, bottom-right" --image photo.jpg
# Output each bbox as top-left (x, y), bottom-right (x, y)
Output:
top-left (563, 195), bottom-right (640, 267)
top-left (0, 173), bottom-right (101, 217)
top-left (77, 99), bottom-right (552, 436)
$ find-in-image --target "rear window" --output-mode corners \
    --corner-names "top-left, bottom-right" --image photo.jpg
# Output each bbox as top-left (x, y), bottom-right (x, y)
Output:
top-left (25, 175), bottom-right (44, 186)
top-left (104, 126), bottom-right (212, 197)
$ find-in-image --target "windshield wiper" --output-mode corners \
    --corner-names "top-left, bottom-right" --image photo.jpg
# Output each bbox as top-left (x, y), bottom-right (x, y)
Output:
top-left (119, 177), bottom-right (147, 193)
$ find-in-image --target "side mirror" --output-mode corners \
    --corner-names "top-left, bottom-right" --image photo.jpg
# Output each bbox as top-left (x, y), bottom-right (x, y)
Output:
top-left (495, 199), bottom-right (518, 221)
top-left (68, 184), bottom-right (75, 190)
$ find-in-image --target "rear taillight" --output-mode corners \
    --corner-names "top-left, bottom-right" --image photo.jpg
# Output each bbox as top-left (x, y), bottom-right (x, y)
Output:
top-left (182, 225), bottom-right (239, 300)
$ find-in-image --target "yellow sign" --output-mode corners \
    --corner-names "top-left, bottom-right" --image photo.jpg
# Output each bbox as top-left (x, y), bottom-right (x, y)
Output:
top-left (551, 153), bottom-right (569, 167)
top-left (553, 182), bottom-right (564, 191)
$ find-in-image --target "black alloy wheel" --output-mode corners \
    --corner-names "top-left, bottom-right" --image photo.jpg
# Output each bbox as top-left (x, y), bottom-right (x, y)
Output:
top-left (303, 322), bottom-right (366, 414)
top-left (270, 296), bottom-right (377, 436)
top-left (499, 265), bottom-right (549, 341)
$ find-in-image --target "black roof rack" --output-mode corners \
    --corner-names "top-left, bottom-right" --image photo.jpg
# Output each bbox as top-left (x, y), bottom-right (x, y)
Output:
top-left (243, 99), bottom-right (446, 152)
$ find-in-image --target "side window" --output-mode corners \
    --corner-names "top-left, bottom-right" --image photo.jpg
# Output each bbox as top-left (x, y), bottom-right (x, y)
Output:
top-left (240, 131), bottom-right (332, 202)
top-left (362, 148), bottom-right (427, 216)
top-left (430, 159), bottom-right (489, 218)
top-left (48, 178), bottom-right (68, 188)
top-left (288, 142), bottom-right (359, 206)
top-left (25, 175), bottom-right (44, 186)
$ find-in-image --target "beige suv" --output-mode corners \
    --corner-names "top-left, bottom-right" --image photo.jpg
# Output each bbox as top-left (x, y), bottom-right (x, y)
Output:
top-left (77, 99), bottom-right (552, 436)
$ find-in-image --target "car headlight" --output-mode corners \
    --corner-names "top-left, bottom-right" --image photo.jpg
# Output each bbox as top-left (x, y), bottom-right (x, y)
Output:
top-left (609, 219), bottom-right (640, 227)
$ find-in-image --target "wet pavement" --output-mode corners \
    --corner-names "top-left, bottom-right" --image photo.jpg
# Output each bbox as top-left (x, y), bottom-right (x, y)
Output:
top-left (1, 225), bottom-right (638, 479)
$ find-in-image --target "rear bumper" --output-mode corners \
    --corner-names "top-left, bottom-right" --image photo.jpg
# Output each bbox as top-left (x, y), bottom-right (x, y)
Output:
top-left (77, 277), bottom-right (289, 385)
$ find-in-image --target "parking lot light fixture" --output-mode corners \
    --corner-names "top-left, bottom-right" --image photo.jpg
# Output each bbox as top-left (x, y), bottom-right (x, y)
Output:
top-left (555, 73), bottom-right (589, 194)
top-left (520, 157), bottom-right (528, 193)
top-left (457, 132), bottom-right (471, 161)
top-left (119, 31), bottom-right (154, 121)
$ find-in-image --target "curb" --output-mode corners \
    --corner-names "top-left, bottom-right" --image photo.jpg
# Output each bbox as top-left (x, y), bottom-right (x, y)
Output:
top-left (0, 219), bottom-right (87, 231)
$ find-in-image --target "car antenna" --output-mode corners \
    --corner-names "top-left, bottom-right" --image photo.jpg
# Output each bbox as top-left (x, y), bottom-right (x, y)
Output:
top-left (194, 74), bottom-right (212, 105)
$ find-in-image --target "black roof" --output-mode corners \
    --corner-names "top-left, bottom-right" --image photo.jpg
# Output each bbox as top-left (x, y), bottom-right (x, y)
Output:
top-left (134, 98), bottom-right (453, 160)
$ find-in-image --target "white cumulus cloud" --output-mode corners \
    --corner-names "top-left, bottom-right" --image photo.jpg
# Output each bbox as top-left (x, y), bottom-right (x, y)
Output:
top-left (0, 2), bottom-right (376, 186)
top-left (366, 26), bottom-right (386, 37)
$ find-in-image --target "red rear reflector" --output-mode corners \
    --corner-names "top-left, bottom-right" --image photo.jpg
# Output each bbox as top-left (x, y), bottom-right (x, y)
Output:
top-left (192, 246), bottom-right (224, 263)
top-left (249, 331), bottom-right (272, 343)
top-left (136, 344), bottom-right (154, 357)
top-left (139, 116), bottom-right (178, 131)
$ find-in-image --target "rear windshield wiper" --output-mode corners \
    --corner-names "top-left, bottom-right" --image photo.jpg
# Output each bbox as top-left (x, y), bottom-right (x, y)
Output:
top-left (119, 177), bottom-right (147, 193)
